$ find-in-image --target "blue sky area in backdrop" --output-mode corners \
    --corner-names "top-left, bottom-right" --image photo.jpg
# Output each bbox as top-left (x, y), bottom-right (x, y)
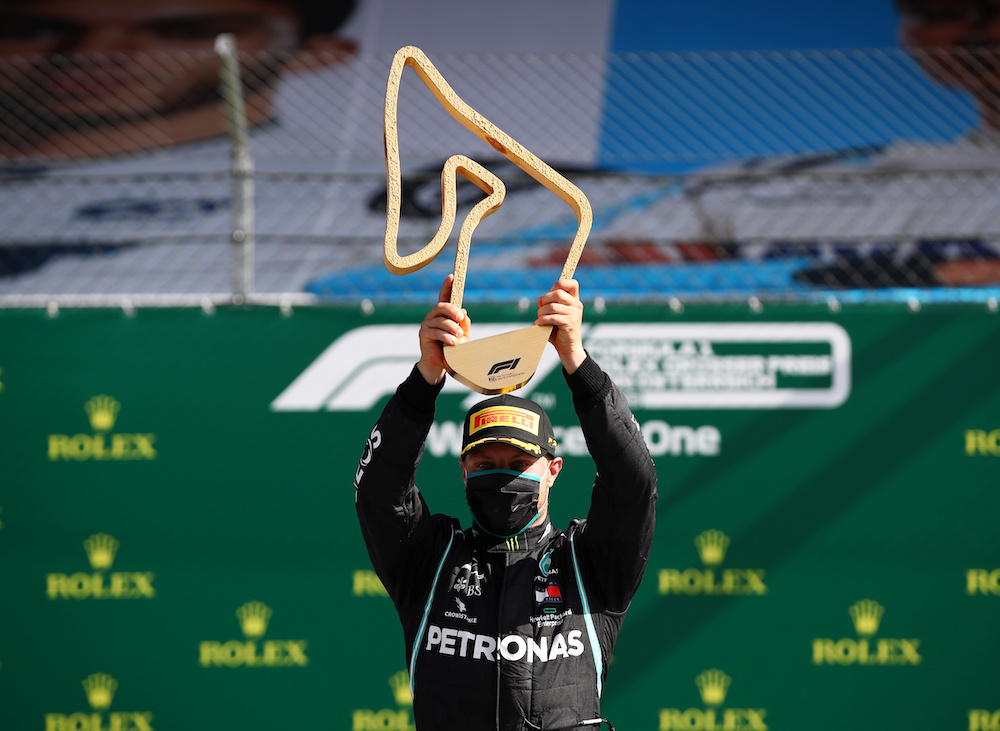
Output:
top-left (599, 0), bottom-right (976, 171)
top-left (610, 0), bottom-right (901, 51)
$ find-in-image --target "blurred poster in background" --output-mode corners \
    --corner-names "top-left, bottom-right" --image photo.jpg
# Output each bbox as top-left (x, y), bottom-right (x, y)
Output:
top-left (1, 0), bottom-right (998, 300)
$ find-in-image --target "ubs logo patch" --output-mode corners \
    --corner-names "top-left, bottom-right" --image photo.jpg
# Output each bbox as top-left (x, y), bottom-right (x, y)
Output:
top-left (453, 562), bottom-right (485, 597)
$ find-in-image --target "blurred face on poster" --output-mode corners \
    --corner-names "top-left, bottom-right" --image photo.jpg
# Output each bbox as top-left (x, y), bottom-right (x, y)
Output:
top-left (896, 0), bottom-right (1000, 287)
top-left (0, 0), bottom-right (356, 159)
top-left (897, 0), bottom-right (1000, 120)
top-left (898, 0), bottom-right (1000, 47)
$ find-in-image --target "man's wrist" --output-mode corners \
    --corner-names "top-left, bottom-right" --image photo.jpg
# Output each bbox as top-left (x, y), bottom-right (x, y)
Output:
top-left (398, 363), bottom-right (445, 418)
top-left (560, 347), bottom-right (587, 375)
top-left (564, 353), bottom-right (609, 401)
top-left (417, 359), bottom-right (446, 386)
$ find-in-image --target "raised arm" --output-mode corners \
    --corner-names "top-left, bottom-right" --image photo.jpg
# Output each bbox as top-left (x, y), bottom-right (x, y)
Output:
top-left (539, 279), bottom-right (657, 612)
top-left (354, 276), bottom-right (466, 605)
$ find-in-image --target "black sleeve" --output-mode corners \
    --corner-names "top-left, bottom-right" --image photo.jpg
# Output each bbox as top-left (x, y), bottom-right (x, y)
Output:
top-left (354, 365), bottom-right (449, 611)
top-left (567, 355), bottom-right (658, 613)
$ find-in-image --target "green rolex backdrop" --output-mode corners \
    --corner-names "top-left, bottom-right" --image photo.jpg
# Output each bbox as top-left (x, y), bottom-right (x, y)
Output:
top-left (1, 302), bottom-right (998, 730)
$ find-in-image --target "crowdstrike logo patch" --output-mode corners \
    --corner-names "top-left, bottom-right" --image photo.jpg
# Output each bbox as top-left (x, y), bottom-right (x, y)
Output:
top-left (444, 594), bottom-right (478, 625)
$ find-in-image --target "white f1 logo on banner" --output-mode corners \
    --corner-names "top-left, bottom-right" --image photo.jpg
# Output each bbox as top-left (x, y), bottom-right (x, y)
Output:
top-left (270, 324), bottom-right (570, 412)
top-left (272, 322), bottom-right (850, 412)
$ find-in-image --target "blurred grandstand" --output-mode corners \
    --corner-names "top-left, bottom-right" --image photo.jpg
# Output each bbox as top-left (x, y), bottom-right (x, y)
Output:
top-left (1, 45), bottom-right (999, 308)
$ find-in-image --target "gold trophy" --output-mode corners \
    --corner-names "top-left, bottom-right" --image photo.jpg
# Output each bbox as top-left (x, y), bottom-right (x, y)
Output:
top-left (383, 46), bottom-right (592, 394)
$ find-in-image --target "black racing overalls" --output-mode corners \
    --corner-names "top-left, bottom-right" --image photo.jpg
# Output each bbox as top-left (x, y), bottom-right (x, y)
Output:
top-left (356, 356), bottom-right (657, 730)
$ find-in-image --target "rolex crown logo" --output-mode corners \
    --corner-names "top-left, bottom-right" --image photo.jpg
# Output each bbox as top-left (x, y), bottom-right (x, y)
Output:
top-left (85, 395), bottom-right (121, 432)
top-left (236, 601), bottom-right (273, 639)
top-left (694, 529), bottom-right (731, 567)
top-left (695, 668), bottom-right (731, 707)
top-left (83, 533), bottom-right (120, 571)
top-left (389, 670), bottom-right (413, 706)
top-left (849, 598), bottom-right (885, 637)
top-left (82, 673), bottom-right (118, 711)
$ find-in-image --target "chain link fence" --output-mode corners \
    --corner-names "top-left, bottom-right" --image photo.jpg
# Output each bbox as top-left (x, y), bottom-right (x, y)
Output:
top-left (1, 46), bottom-right (999, 307)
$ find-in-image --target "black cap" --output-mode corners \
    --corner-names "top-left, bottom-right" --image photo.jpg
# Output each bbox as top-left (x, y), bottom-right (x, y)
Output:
top-left (461, 394), bottom-right (557, 458)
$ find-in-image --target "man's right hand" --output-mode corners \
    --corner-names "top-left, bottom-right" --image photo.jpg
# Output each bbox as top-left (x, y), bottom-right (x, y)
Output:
top-left (417, 274), bottom-right (471, 385)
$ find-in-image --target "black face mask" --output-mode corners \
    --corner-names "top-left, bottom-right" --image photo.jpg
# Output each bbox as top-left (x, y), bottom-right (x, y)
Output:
top-left (465, 468), bottom-right (543, 538)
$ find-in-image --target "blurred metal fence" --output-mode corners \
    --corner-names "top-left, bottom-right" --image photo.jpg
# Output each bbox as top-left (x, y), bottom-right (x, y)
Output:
top-left (1, 46), bottom-right (999, 308)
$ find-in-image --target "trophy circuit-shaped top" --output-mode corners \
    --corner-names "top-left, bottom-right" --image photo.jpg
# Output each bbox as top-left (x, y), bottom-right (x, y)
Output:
top-left (382, 45), bottom-right (593, 394)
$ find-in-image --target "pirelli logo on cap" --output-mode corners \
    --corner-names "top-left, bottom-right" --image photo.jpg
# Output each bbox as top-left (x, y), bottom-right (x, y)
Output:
top-left (469, 406), bottom-right (539, 436)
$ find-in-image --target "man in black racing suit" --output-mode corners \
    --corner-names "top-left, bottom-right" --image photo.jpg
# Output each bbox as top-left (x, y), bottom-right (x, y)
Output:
top-left (355, 276), bottom-right (657, 730)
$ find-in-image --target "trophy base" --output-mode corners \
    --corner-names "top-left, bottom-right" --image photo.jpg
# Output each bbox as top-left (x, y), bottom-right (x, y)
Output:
top-left (443, 325), bottom-right (552, 394)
